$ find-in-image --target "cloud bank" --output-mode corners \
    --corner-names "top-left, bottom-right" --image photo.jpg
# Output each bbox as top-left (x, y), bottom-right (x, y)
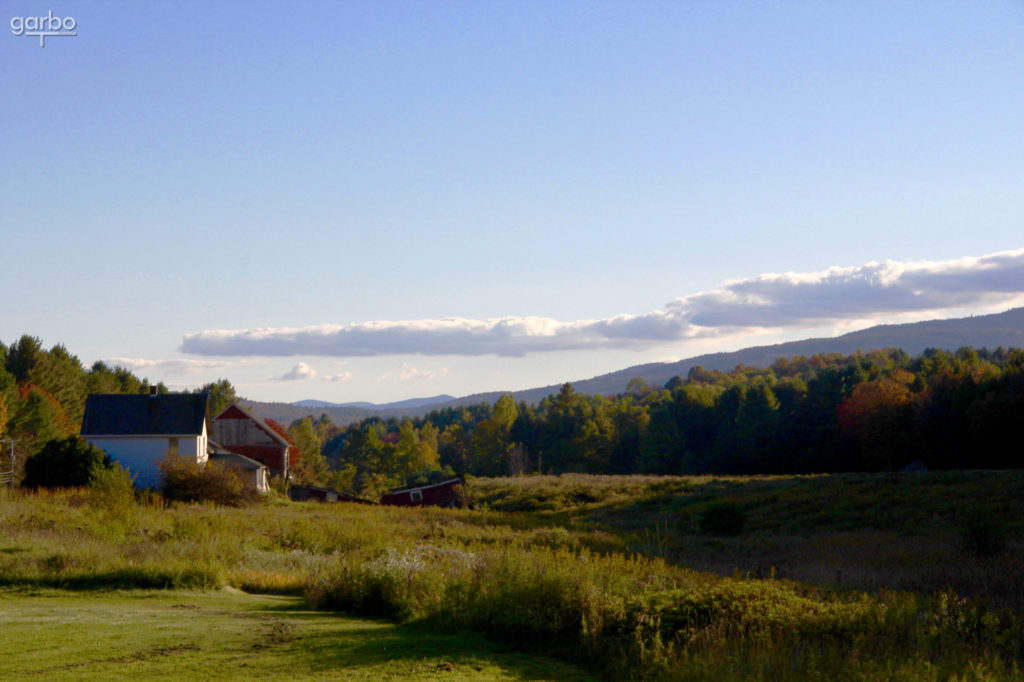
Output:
top-left (181, 248), bottom-right (1024, 358)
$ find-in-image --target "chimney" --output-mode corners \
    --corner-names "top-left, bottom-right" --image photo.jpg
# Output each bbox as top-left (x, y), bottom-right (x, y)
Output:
top-left (149, 386), bottom-right (159, 397)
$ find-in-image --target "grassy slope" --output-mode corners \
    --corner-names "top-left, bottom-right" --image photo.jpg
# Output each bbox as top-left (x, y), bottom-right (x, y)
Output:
top-left (471, 471), bottom-right (1024, 610)
top-left (0, 588), bottom-right (592, 680)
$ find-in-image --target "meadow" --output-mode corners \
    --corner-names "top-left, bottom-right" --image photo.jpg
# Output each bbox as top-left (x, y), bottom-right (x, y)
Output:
top-left (1, 471), bottom-right (1021, 680)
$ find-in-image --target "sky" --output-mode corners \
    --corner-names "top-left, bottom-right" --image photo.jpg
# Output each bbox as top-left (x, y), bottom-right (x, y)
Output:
top-left (3, 1), bottom-right (1024, 404)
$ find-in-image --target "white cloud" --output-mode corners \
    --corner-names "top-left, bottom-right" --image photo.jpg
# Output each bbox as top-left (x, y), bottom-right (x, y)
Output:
top-left (180, 247), bottom-right (1024, 358)
top-left (272, 362), bottom-right (318, 381)
top-left (105, 357), bottom-right (252, 375)
top-left (322, 372), bottom-right (352, 382)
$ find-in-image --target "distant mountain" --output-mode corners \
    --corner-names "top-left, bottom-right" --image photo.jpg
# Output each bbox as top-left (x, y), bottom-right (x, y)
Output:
top-left (292, 395), bottom-right (455, 411)
top-left (245, 307), bottom-right (1024, 422)
top-left (244, 394), bottom-right (457, 426)
top-left (293, 399), bottom-right (352, 409)
top-left (395, 306), bottom-right (1024, 415)
top-left (242, 401), bottom-right (378, 427)
top-left (372, 394), bottom-right (456, 411)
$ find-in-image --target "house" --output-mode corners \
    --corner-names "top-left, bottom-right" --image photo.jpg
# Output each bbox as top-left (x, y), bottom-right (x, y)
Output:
top-left (210, 401), bottom-right (292, 480)
top-left (209, 441), bottom-right (270, 494)
top-left (380, 478), bottom-right (464, 508)
top-left (80, 391), bottom-right (209, 489)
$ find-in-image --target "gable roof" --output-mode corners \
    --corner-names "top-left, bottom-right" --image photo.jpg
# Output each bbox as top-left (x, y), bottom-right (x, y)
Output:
top-left (208, 448), bottom-right (268, 471)
top-left (81, 393), bottom-right (208, 437)
top-left (211, 401), bottom-right (292, 449)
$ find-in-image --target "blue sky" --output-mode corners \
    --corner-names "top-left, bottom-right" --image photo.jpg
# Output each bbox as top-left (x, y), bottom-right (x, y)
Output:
top-left (3, 1), bottom-right (1024, 403)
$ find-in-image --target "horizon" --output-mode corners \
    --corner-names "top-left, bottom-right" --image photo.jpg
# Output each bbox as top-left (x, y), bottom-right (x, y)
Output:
top-left (4, 2), bottom-right (1024, 403)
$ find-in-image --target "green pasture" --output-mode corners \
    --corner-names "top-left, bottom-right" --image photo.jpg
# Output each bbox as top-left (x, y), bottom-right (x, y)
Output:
top-left (0, 588), bottom-right (591, 680)
top-left (0, 471), bottom-right (1021, 680)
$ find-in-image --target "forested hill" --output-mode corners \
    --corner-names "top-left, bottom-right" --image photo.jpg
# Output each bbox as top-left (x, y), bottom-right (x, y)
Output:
top-left (390, 307), bottom-right (1024, 415)
top-left (245, 401), bottom-right (378, 427)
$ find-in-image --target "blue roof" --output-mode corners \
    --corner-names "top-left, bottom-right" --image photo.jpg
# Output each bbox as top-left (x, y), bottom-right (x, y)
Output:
top-left (81, 393), bottom-right (208, 436)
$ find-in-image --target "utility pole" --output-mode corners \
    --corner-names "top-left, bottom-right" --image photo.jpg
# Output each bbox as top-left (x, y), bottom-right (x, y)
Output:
top-left (0, 439), bottom-right (17, 487)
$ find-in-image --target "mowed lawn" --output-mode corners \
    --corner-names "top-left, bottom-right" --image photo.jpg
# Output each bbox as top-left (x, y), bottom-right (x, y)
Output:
top-left (0, 588), bottom-right (593, 681)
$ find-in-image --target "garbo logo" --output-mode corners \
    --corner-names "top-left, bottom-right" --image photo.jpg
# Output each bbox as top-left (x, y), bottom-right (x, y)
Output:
top-left (10, 10), bottom-right (77, 47)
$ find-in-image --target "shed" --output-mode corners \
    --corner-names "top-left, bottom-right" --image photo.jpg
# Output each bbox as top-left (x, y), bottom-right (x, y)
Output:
top-left (380, 478), bottom-right (464, 508)
top-left (208, 442), bottom-right (270, 494)
top-left (289, 485), bottom-right (375, 504)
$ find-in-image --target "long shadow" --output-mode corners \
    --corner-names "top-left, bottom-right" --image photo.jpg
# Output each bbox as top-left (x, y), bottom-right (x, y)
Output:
top-left (256, 599), bottom-right (595, 681)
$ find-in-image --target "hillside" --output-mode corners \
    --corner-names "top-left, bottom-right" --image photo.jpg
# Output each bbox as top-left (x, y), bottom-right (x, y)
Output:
top-left (243, 401), bottom-right (378, 427)
top-left (404, 306), bottom-right (1024, 413)
top-left (246, 307), bottom-right (1024, 421)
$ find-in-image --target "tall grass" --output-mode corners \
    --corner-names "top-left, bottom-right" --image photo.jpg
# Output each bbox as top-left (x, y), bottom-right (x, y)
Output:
top-left (0, 473), bottom-right (1021, 680)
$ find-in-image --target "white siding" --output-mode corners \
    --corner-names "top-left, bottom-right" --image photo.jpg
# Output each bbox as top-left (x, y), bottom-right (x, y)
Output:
top-left (85, 431), bottom-right (206, 489)
top-left (177, 423), bottom-right (208, 464)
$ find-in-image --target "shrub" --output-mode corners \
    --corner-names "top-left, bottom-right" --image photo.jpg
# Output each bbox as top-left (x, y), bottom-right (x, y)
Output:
top-left (88, 462), bottom-right (138, 538)
top-left (699, 501), bottom-right (746, 536)
top-left (158, 454), bottom-right (257, 506)
top-left (960, 506), bottom-right (1008, 558)
top-left (21, 437), bottom-right (110, 489)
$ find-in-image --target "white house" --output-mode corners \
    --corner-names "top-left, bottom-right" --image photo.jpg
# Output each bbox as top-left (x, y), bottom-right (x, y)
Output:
top-left (80, 391), bottom-right (209, 489)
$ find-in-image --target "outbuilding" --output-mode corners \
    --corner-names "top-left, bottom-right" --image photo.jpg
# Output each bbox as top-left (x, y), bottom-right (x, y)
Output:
top-left (380, 478), bottom-right (464, 508)
top-left (210, 401), bottom-right (292, 480)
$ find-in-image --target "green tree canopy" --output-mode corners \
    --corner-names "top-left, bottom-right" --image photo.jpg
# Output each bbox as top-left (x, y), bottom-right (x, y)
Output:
top-left (21, 436), bottom-right (110, 489)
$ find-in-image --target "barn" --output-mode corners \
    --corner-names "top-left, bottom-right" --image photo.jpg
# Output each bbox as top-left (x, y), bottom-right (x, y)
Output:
top-left (380, 478), bottom-right (464, 508)
top-left (210, 401), bottom-right (292, 480)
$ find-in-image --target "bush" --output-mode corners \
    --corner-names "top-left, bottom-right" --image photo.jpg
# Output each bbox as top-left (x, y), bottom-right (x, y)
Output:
top-left (21, 437), bottom-right (110, 489)
top-left (699, 501), bottom-right (746, 536)
top-left (960, 506), bottom-right (1008, 558)
top-left (87, 462), bottom-right (138, 538)
top-left (158, 454), bottom-right (258, 506)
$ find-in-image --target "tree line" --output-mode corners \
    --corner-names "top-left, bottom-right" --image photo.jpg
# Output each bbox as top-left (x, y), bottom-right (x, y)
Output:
top-left (4, 334), bottom-right (1024, 498)
top-left (0, 335), bottom-right (239, 480)
top-left (318, 346), bottom-right (1024, 497)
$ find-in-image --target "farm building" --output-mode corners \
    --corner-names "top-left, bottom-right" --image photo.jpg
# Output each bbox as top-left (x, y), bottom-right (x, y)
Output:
top-left (380, 478), bottom-right (464, 508)
top-left (210, 401), bottom-right (292, 480)
top-left (289, 485), bottom-right (374, 504)
top-left (80, 391), bottom-right (209, 489)
top-left (289, 485), bottom-right (339, 503)
top-left (209, 442), bottom-right (270, 494)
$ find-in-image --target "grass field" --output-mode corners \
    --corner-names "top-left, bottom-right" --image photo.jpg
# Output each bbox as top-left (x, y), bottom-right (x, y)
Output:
top-left (472, 471), bottom-right (1024, 610)
top-left (1, 471), bottom-right (1021, 680)
top-left (0, 588), bottom-right (592, 680)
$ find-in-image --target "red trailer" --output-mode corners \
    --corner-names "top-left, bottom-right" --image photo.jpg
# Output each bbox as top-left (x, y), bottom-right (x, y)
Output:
top-left (380, 478), bottom-right (464, 508)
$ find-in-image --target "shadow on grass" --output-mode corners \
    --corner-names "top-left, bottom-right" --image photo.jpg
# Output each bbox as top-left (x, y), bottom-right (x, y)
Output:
top-left (258, 601), bottom-right (593, 681)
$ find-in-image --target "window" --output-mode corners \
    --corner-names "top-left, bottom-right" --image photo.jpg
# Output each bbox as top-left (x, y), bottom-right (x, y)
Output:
top-left (168, 437), bottom-right (179, 456)
top-left (410, 489), bottom-right (423, 502)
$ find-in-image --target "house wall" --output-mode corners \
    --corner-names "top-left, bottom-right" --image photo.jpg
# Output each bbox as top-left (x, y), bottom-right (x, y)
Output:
top-left (85, 429), bottom-right (207, 489)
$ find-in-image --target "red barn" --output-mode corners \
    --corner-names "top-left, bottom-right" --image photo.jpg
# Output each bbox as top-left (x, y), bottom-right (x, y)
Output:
top-left (380, 478), bottom-right (464, 508)
top-left (210, 402), bottom-right (292, 480)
